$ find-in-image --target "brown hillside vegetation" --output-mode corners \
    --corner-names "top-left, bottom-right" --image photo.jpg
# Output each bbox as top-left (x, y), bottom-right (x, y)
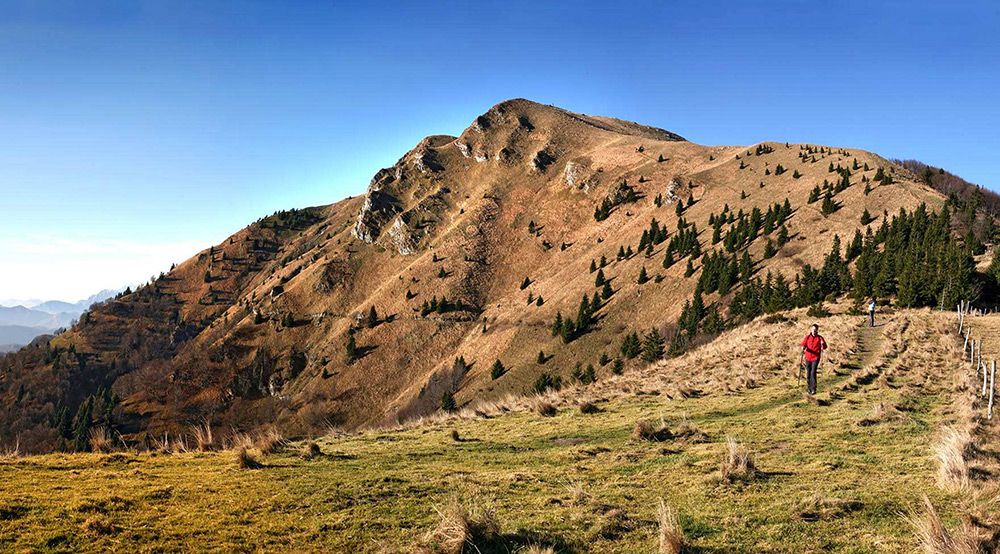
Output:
top-left (0, 98), bottom-right (978, 453)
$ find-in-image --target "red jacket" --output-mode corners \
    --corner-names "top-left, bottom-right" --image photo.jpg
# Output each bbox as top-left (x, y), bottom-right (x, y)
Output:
top-left (801, 334), bottom-right (827, 362)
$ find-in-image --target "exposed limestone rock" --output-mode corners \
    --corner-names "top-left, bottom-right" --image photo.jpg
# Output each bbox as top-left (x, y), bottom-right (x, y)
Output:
top-left (353, 189), bottom-right (402, 243)
top-left (456, 142), bottom-right (471, 158)
top-left (388, 215), bottom-right (419, 255)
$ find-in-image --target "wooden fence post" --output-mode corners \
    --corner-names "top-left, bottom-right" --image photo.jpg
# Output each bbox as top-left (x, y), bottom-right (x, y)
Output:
top-left (983, 350), bottom-right (989, 397)
top-left (990, 361), bottom-right (996, 419)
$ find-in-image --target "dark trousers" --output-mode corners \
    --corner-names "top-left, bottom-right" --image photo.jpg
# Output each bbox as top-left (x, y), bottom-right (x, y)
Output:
top-left (869, 311), bottom-right (875, 327)
top-left (805, 359), bottom-right (819, 394)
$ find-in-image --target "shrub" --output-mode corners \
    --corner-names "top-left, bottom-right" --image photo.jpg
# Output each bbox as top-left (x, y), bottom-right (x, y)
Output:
top-left (533, 373), bottom-right (561, 394)
top-left (303, 441), bottom-right (322, 459)
top-left (534, 400), bottom-right (557, 417)
top-left (806, 302), bottom-right (831, 318)
top-left (633, 419), bottom-right (672, 442)
top-left (579, 401), bottom-right (601, 414)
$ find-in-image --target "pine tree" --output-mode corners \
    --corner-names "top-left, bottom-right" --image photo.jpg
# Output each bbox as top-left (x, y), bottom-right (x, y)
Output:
top-left (599, 352), bottom-right (611, 365)
top-left (490, 360), bottom-right (507, 380)
top-left (551, 312), bottom-right (563, 336)
top-left (589, 259), bottom-right (597, 273)
top-left (576, 295), bottom-right (592, 330)
top-left (611, 358), bottom-right (624, 375)
top-left (72, 397), bottom-right (93, 451)
top-left (520, 277), bottom-right (531, 290)
top-left (777, 225), bottom-right (790, 246)
top-left (739, 250), bottom-right (753, 284)
top-left (602, 280), bottom-right (614, 300)
top-left (676, 200), bottom-right (684, 217)
top-left (684, 259), bottom-right (695, 277)
top-left (595, 268), bottom-right (606, 287)
top-left (441, 391), bottom-right (457, 412)
top-left (367, 305), bottom-right (378, 328)
top-left (345, 333), bottom-right (358, 363)
top-left (821, 190), bottom-right (837, 215)
top-left (686, 193), bottom-right (695, 207)
top-left (637, 266), bottom-right (650, 284)
top-left (808, 185), bottom-right (821, 203)
top-left (536, 295), bottom-right (544, 306)
top-left (764, 239), bottom-right (776, 259)
top-left (620, 332), bottom-right (642, 359)
top-left (641, 327), bottom-right (665, 362)
top-left (438, 266), bottom-right (447, 278)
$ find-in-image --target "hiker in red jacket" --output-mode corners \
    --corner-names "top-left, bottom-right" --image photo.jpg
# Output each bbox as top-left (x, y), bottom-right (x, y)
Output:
top-left (800, 323), bottom-right (828, 395)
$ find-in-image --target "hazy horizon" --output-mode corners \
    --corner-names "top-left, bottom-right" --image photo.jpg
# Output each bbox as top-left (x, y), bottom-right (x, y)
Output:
top-left (2, 0), bottom-right (998, 301)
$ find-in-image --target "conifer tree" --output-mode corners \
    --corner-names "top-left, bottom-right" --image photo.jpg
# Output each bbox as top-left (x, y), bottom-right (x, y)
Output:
top-left (612, 358), bottom-right (624, 375)
top-left (676, 200), bottom-right (684, 216)
top-left (366, 305), bottom-right (378, 328)
top-left (620, 331), bottom-right (642, 359)
top-left (641, 327), bottom-right (665, 362)
top-left (345, 333), bottom-right (358, 363)
top-left (520, 276), bottom-right (531, 289)
top-left (637, 266), bottom-right (650, 284)
top-left (602, 280), bottom-right (614, 300)
top-left (777, 225), bottom-right (790, 246)
top-left (490, 360), bottom-right (507, 380)
top-left (441, 391), bottom-right (457, 412)
top-left (589, 259), bottom-right (597, 273)
top-left (684, 259), bottom-right (695, 277)
top-left (595, 269), bottom-right (606, 287)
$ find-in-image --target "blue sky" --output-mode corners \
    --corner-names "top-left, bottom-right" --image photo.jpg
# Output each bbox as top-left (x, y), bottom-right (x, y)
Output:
top-left (1, 0), bottom-right (998, 301)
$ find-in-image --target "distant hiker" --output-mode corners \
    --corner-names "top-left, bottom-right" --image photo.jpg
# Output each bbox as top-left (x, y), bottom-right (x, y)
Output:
top-left (867, 297), bottom-right (877, 327)
top-left (800, 323), bottom-right (828, 395)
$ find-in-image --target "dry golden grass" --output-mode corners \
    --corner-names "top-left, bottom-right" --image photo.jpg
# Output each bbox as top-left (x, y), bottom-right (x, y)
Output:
top-left (532, 399), bottom-right (556, 417)
top-left (421, 497), bottom-right (501, 554)
top-left (88, 427), bottom-right (114, 453)
top-left (720, 436), bottom-right (758, 483)
top-left (906, 496), bottom-right (980, 554)
top-left (657, 497), bottom-right (684, 554)
top-left (235, 447), bottom-right (262, 469)
top-left (253, 428), bottom-right (287, 454)
top-left (632, 418), bottom-right (671, 442)
top-left (935, 427), bottom-right (971, 492)
top-left (191, 421), bottom-right (217, 452)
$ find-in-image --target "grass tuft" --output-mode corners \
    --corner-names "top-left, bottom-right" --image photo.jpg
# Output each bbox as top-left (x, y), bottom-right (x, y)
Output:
top-left (905, 495), bottom-right (980, 554)
top-left (720, 436), bottom-right (758, 483)
top-left (421, 497), bottom-right (501, 554)
top-left (633, 418), bottom-right (672, 442)
top-left (533, 400), bottom-right (557, 417)
top-left (235, 447), bottom-right (263, 469)
top-left (935, 428), bottom-right (970, 492)
top-left (657, 497), bottom-right (684, 554)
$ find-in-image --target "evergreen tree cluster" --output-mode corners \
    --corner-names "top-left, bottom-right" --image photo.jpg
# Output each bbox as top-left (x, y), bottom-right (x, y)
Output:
top-left (662, 217), bottom-right (701, 268)
top-left (594, 181), bottom-right (639, 221)
top-left (55, 388), bottom-right (117, 451)
top-left (638, 218), bottom-right (669, 252)
top-left (420, 296), bottom-right (466, 316)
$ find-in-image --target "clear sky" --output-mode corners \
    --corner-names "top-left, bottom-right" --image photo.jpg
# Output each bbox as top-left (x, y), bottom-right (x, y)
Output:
top-left (1, 0), bottom-right (998, 303)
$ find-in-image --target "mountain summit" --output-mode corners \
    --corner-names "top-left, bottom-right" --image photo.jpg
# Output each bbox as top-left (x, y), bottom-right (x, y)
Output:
top-left (0, 100), bottom-right (972, 452)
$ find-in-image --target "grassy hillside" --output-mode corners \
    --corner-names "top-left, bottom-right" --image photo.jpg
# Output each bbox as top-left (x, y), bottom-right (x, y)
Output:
top-left (5, 98), bottom-right (978, 454)
top-left (3, 308), bottom-right (998, 552)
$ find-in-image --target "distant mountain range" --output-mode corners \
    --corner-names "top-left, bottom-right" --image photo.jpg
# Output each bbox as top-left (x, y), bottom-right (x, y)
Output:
top-left (0, 289), bottom-right (120, 351)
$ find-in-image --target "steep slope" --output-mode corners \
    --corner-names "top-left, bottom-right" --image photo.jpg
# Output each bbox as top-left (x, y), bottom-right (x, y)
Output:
top-left (0, 99), bottom-right (957, 452)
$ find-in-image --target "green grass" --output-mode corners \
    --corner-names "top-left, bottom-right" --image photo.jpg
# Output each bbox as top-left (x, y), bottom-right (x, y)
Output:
top-left (0, 318), bottom-right (968, 552)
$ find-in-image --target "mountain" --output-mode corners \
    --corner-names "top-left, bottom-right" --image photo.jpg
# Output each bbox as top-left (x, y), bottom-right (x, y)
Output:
top-left (0, 290), bottom-right (120, 353)
top-left (0, 98), bottom-right (990, 453)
